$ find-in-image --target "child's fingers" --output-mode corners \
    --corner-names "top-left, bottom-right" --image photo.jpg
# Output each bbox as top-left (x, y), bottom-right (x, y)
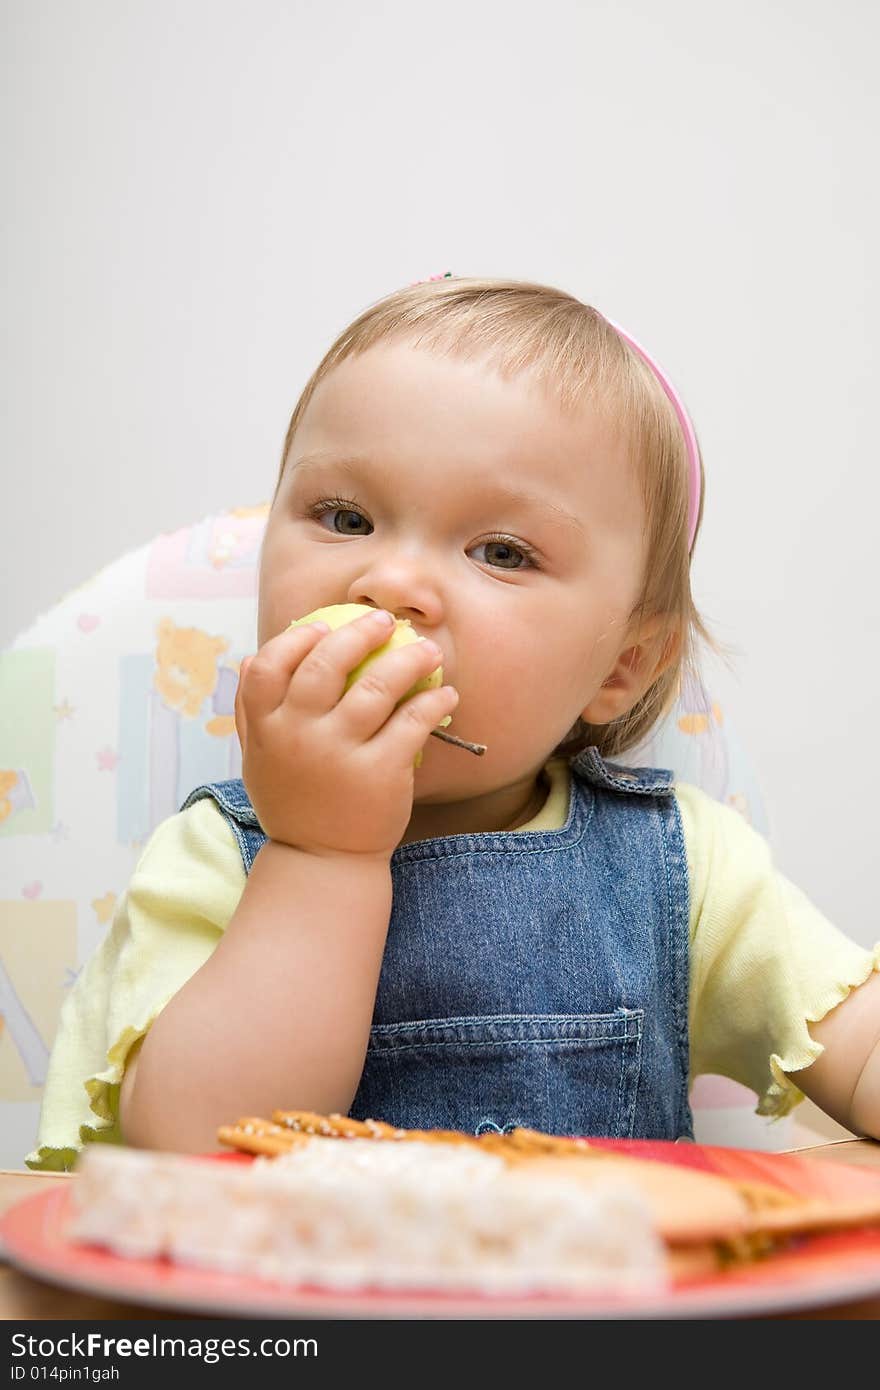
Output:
top-left (239, 624), bottom-right (329, 721)
top-left (367, 685), bottom-right (460, 767)
top-left (234, 657), bottom-right (252, 746)
top-left (284, 608), bottom-right (402, 716)
top-left (330, 636), bottom-right (444, 743)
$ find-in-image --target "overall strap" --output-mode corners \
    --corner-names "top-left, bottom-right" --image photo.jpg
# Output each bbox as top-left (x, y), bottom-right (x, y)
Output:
top-left (571, 746), bottom-right (676, 796)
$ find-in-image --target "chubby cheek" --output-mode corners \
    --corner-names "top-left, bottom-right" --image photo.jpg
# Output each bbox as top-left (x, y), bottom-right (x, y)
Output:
top-left (261, 582), bottom-right (303, 641)
top-left (256, 537), bottom-right (314, 646)
top-left (256, 573), bottom-right (290, 647)
top-left (454, 622), bottom-right (584, 765)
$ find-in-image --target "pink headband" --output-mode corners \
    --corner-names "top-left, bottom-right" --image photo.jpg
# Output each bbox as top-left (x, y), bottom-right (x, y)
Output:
top-left (410, 275), bottom-right (702, 553)
top-left (599, 315), bottom-right (701, 553)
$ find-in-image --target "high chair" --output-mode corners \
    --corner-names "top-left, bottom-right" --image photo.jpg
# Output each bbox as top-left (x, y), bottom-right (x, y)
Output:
top-left (0, 503), bottom-right (788, 1167)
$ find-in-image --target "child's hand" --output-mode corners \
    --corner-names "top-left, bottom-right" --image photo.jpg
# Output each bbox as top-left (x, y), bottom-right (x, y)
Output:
top-left (234, 609), bottom-right (459, 859)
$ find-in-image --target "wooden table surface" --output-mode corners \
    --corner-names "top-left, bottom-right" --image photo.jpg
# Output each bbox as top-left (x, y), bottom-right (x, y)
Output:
top-left (2, 1139), bottom-right (880, 1320)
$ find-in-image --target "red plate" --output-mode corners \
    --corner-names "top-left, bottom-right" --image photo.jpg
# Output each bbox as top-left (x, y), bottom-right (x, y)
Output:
top-left (4, 1141), bottom-right (880, 1319)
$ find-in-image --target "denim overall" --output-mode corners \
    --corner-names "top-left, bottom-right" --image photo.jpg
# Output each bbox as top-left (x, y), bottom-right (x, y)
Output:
top-left (181, 746), bottom-right (694, 1141)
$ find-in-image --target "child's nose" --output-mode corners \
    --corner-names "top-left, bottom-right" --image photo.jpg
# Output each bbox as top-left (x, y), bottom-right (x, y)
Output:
top-left (347, 532), bottom-right (451, 624)
top-left (349, 577), bottom-right (441, 629)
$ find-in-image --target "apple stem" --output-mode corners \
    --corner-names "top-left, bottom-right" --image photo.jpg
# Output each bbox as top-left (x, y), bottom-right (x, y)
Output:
top-left (429, 728), bottom-right (487, 756)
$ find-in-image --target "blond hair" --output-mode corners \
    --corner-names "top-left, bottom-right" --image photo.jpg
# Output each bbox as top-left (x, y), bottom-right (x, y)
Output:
top-left (274, 276), bottom-right (736, 761)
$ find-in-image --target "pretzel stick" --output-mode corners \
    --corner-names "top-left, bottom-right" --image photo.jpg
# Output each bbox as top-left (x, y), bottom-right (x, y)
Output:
top-left (266, 1111), bottom-right (599, 1163)
top-left (272, 1110), bottom-right (407, 1140)
top-left (273, 1110), bottom-right (498, 1151)
top-left (483, 1127), bottom-right (596, 1160)
top-left (218, 1118), bottom-right (311, 1158)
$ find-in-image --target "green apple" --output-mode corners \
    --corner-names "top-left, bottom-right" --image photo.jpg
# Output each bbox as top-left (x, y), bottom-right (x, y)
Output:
top-left (288, 603), bottom-right (452, 766)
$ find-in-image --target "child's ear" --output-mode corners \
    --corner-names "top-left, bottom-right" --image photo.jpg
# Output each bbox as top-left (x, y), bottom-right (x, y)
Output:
top-left (580, 617), bottom-right (679, 727)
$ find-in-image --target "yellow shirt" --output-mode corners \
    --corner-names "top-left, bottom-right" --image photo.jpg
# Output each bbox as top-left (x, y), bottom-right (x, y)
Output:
top-left (26, 760), bottom-right (880, 1169)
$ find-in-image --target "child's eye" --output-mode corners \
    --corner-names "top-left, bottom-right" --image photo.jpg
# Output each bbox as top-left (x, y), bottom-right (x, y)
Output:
top-left (308, 496), bottom-right (371, 536)
top-left (470, 536), bottom-right (538, 571)
top-left (306, 496), bottom-right (540, 571)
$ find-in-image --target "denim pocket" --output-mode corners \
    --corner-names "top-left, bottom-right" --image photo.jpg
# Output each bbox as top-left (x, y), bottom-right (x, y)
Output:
top-left (351, 1010), bottom-right (644, 1140)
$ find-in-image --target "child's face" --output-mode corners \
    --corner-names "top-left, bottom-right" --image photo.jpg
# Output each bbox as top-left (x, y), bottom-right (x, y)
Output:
top-left (259, 342), bottom-right (652, 808)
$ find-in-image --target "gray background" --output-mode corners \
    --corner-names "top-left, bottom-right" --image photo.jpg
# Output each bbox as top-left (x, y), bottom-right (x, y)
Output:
top-left (3, 0), bottom-right (878, 950)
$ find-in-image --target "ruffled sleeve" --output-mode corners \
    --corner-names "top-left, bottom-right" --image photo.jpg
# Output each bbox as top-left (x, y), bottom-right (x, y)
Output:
top-left (25, 797), bottom-right (245, 1170)
top-left (677, 781), bottom-right (880, 1120)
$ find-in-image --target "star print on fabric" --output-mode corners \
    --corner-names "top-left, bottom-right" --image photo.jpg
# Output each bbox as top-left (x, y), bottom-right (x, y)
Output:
top-left (53, 699), bottom-right (75, 721)
top-left (96, 748), bottom-right (119, 772)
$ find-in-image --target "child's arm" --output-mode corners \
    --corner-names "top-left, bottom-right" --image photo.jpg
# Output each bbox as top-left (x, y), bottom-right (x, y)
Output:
top-left (119, 838), bottom-right (393, 1153)
top-left (119, 609), bottom-right (456, 1155)
top-left (791, 968), bottom-right (880, 1138)
top-left (681, 781), bottom-right (880, 1134)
